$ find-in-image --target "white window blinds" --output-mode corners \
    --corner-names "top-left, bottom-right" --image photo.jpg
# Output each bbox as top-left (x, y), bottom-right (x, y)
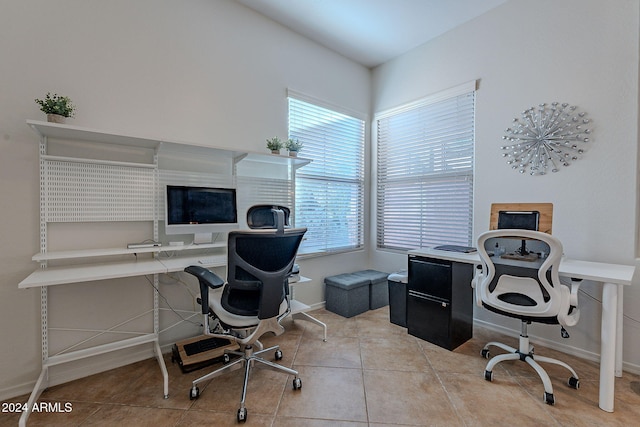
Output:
top-left (288, 93), bottom-right (365, 255)
top-left (376, 82), bottom-right (476, 251)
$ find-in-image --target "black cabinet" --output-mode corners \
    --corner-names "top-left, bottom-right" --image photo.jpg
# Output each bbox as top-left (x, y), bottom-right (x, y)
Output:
top-left (407, 255), bottom-right (473, 350)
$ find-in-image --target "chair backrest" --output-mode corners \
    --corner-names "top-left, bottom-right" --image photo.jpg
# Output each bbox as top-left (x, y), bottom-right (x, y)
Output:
top-left (474, 229), bottom-right (579, 327)
top-left (224, 227), bottom-right (306, 320)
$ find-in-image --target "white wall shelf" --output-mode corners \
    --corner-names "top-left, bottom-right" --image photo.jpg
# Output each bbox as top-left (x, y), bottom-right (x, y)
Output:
top-left (234, 152), bottom-right (311, 169)
top-left (27, 119), bottom-right (312, 168)
top-left (27, 120), bottom-right (163, 150)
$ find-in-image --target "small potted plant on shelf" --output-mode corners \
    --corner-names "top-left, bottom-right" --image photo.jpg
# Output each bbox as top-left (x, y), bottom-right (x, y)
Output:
top-left (35, 92), bottom-right (76, 124)
top-left (266, 136), bottom-right (284, 154)
top-left (286, 138), bottom-right (303, 157)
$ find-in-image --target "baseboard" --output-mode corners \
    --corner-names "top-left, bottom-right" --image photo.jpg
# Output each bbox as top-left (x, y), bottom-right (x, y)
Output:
top-left (473, 319), bottom-right (640, 376)
top-left (307, 301), bottom-right (326, 311)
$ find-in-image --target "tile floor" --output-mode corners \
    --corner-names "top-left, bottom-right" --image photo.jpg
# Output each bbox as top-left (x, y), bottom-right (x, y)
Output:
top-left (3, 306), bottom-right (640, 426)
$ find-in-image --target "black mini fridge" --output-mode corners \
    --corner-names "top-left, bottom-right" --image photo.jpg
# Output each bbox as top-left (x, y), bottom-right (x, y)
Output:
top-left (407, 255), bottom-right (473, 350)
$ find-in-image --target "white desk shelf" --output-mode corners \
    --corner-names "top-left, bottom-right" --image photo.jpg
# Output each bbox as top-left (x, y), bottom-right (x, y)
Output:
top-left (32, 242), bottom-right (226, 262)
top-left (159, 254), bottom-right (227, 272)
top-left (19, 259), bottom-right (164, 288)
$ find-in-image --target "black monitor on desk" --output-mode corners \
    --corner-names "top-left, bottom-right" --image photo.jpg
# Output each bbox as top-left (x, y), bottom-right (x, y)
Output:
top-left (497, 211), bottom-right (539, 231)
top-left (497, 211), bottom-right (540, 256)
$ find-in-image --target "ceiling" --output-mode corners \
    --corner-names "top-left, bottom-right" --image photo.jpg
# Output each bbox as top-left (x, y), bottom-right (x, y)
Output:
top-left (236, 0), bottom-right (509, 68)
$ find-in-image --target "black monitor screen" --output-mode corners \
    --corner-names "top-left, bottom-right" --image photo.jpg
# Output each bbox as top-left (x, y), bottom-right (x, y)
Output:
top-left (497, 210), bottom-right (539, 231)
top-left (166, 185), bottom-right (237, 225)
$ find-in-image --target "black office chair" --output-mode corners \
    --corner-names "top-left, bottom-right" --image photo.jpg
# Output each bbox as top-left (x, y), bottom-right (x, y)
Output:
top-left (184, 207), bottom-right (306, 423)
top-left (472, 229), bottom-right (581, 405)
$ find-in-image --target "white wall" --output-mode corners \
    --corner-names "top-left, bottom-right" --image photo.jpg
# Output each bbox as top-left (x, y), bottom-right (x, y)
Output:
top-left (0, 0), bottom-right (370, 399)
top-left (371, 0), bottom-right (640, 370)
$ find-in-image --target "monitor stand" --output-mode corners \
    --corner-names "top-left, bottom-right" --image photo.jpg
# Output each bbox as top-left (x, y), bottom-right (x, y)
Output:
top-left (193, 232), bottom-right (213, 245)
top-left (518, 239), bottom-right (529, 256)
top-left (501, 240), bottom-right (539, 262)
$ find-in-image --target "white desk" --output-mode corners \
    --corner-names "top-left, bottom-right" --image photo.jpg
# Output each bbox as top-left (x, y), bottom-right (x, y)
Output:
top-left (18, 252), bottom-right (316, 426)
top-left (408, 247), bottom-right (635, 413)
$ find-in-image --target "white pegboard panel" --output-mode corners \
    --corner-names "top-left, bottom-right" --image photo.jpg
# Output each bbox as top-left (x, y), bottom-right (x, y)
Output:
top-left (44, 160), bottom-right (156, 222)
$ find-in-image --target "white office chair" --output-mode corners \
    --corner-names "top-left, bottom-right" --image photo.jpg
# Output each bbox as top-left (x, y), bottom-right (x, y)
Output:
top-left (471, 229), bottom-right (581, 405)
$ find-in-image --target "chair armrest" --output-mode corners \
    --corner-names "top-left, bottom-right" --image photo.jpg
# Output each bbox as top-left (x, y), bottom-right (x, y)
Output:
top-left (558, 277), bottom-right (582, 327)
top-left (471, 265), bottom-right (484, 307)
top-left (568, 277), bottom-right (582, 308)
top-left (185, 265), bottom-right (225, 288)
top-left (184, 265), bottom-right (225, 315)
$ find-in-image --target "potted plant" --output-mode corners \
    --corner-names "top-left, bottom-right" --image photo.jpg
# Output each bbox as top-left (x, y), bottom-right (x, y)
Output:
top-left (266, 136), bottom-right (284, 154)
top-left (35, 92), bottom-right (76, 123)
top-left (286, 138), bottom-right (303, 157)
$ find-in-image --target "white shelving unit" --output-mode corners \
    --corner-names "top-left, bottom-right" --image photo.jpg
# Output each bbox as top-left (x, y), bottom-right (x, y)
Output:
top-left (18, 120), bottom-right (313, 427)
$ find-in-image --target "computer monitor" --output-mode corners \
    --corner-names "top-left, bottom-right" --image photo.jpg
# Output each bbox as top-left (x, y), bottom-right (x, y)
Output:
top-left (497, 210), bottom-right (540, 255)
top-left (497, 211), bottom-right (540, 231)
top-left (165, 185), bottom-right (238, 244)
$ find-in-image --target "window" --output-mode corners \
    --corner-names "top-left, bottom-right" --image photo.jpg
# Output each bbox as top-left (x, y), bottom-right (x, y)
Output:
top-left (375, 81), bottom-right (476, 251)
top-left (288, 91), bottom-right (365, 255)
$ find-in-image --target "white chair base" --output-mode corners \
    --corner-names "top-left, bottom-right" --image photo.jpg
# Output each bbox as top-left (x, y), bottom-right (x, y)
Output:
top-left (481, 324), bottom-right (580, 405)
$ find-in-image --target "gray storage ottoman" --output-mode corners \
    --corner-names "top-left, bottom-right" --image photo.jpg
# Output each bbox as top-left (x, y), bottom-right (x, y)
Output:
top-left (325, 273), bottom-right (370, 318)
top-left (353, 269), bottom-right (390, 309)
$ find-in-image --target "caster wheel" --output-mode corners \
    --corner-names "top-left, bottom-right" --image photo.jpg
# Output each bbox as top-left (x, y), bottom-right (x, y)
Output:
top-left (237, 407), bottom-right (247, 423)
top-left (484, 370), bottom-right (493, 382)
top-left (481, 349), bottom-right (490, 359)
top-left (275, 349), bottom-right (283, 361)
top-left (293, 377), bottom-right (302, 390)
top-left (568, 376), bottom-right (580, 389)
top-left (189, 386), bottom-right (200, 400)
top-left (223, 353), bottom-right (231, 364)
top-left (544, 392), bottom-right (555, 405)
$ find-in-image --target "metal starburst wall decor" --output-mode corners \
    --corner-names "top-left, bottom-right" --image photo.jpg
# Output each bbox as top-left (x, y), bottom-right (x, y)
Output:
top-left (501, 102), bottom-right (592, 175)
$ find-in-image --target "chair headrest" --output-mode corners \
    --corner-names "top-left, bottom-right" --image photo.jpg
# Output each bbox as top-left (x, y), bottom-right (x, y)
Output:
top-left (246, 205), bottom-right (291, 233)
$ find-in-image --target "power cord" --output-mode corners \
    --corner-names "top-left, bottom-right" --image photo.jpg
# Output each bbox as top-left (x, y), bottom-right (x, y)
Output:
top-left (163, 271), bottom-right (199, 312)
top-left (579, 288), bottom-right (640, 326)
top-left (144, 275), bottom-right (201, 327)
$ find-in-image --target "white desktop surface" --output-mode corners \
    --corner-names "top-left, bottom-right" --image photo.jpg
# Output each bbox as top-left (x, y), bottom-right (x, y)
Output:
top-left (408, 247), bottom-right (635, 413)
top-left (18, 259), bottom-right (165, 288)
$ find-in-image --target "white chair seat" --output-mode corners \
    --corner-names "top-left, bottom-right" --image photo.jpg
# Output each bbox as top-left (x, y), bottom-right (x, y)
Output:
top-left (207, 287), bottom-right (289, 328)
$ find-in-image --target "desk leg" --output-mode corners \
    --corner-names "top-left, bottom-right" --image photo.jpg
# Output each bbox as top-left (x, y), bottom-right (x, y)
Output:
top-left (600, 282), bottom-right (617, 412)
top-left (154, 340), bottom-right (169, 398)
top-left (615, 284), bottom-right (623, 377)
top-left (18, 366), bottom-right (48, 427)
top-left (292, 312), bottom-right (328, 342)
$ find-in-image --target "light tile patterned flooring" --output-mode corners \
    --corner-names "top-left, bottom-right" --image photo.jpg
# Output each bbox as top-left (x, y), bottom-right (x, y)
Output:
top-left (3, 306), bottom-right (640, 426)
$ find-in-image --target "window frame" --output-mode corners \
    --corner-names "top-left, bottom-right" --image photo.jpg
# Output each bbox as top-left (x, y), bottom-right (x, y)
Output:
top-left (373, 81), bottom-right (477, 253)
top-left (287, 90), bottom-right (366, 257)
